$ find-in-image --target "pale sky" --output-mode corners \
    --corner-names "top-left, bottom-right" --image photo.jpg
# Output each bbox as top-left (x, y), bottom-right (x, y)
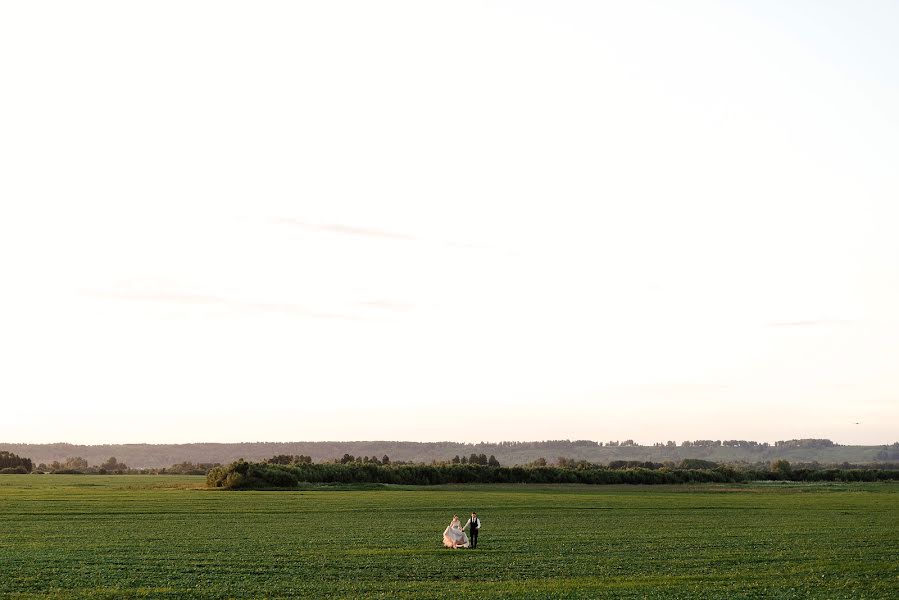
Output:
top-left (1, 1), bottom-right (897, 445)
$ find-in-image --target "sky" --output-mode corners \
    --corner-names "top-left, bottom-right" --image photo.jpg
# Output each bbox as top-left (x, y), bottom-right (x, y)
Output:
top-left (1, 1), bottom-right (897, 445)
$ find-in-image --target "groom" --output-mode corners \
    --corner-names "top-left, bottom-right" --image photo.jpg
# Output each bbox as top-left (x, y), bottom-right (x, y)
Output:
top-left (463, 512), bottom-right (480, 548)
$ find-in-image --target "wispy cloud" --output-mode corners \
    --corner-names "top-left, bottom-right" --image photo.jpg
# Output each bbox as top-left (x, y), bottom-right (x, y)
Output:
top-left (269, 217), bottom-right (520, 257)
top-left (443, 240), bottom-right (490, 250)
top-left (270, 218), bottom-right (416, 241)
top-left (358, 299), bottom-right (414, 312)
top-left (767, 319), bottom-right (852, 328)
top-left (84, 289), bottom-right (370, 321)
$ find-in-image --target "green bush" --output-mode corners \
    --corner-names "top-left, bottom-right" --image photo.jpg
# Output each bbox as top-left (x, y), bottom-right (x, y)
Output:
top-left (0, 466), bottom-right (28, 474)
top-left (679, 459), bottom-right (719, 470)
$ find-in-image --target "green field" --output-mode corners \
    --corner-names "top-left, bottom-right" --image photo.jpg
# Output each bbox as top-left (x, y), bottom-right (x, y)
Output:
top-left (1, 476), bottom-right (897, 598)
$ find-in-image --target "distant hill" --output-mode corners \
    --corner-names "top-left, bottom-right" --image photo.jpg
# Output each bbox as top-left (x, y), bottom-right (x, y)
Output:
top-left (2, 440), bottom-right (896, 469)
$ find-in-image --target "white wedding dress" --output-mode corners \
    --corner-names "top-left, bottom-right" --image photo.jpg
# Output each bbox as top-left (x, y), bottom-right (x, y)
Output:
top-left (442, 518), bottom-right (469, 548)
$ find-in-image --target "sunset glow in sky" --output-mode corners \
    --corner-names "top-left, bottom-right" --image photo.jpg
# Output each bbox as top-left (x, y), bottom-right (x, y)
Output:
top-left (2, 1), bottom-right (898, 444)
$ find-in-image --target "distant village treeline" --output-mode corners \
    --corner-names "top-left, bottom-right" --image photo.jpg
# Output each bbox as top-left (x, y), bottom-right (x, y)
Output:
top-left (1, 439), bottom-right (897, 470)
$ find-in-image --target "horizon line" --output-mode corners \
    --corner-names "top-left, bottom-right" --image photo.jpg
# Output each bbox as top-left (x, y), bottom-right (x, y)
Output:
top-left (2, 438), bottom-right (895, 447)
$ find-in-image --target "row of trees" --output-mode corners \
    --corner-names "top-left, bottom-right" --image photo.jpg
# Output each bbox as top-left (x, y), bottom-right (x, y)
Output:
top-left (646, 439), bottom-right (838, 449)
top-left (19, 457), bottom-right (220, 475)
top-left (268, 455), bottom-right (314, 465)
top-left (207, 458), bottom-right (899, 489)
top-left (8, 438), bottom-right (888, 468)
top-left (163, 462), bottom-right (223, 475)
top-left (337, 454), bottom-right (390, 465)
top-left (450, 454), bottom-right (500, 466)
top-left (677, 440), bottom-right (770, 448)
top-left (11, 446), bottom-right (893, 477)
top-left (493, 440), bottom-right (601, 448)
top-left (33, 456), bottom-right (130, 474)
top-left (773, 439), bottom-right (836, 448)
top-left (0, 451), bottom-right (33, 473)
top-left (498, 440), bottom-right (776, 448)
top-left (493, 438), bottom-right (835, 449)
top-left (268, 453), bottom-right (502, 467)
top-left (206, 460), bottom-right (899, 488)
top-left (557, 458), bottom-right (719, 470)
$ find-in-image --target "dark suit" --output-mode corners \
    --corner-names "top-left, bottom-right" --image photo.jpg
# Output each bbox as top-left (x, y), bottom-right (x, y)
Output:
top-left (466, 517), bottom-right (480, 548)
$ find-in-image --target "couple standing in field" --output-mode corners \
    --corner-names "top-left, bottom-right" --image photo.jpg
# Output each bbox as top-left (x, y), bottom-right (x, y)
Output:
top-left (442, 512), bottom-right (481, 549)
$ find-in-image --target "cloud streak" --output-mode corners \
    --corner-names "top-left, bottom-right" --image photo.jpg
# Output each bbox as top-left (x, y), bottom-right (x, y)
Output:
top-left (270, 218), bottom-right (416, 241)
top-left (767, 319), bottom-right (852, 328)
top-left (269, 217), bottom-right (520, 257)
top-left (84, 289), bottom-right (370, 321)
top-left (358, 299), bottom-right (414, 312)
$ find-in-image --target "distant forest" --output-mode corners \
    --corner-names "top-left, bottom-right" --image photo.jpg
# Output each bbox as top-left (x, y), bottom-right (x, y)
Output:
top-left (3, 439), bottom-right (897, 469)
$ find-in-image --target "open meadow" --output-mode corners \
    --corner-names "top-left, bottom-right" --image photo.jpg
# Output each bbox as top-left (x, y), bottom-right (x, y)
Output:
top-left (1, 476), bottom-right (896, 598)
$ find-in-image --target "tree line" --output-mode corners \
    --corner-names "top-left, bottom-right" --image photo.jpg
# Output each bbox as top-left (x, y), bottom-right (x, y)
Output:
top-left (451, 454), bottom-right (500, 466)
top-left (6, 438), bottom-right (895, 468)
top-left (0, 454), bottom-right (222, 476)
top-left (0, 451), bottom-right (33, 474)
top-left (207, 458), bottom-right (899, 489)
top-left (6, 438), bottom-right (897, 474)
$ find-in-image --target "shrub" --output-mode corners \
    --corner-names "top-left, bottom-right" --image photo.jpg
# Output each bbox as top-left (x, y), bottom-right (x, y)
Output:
top-left (771, 460), bottom-right (792, 478)
top-left (679, 459), bottom-right (719, 470)
top-left (0, 466), bottom-right (28, 474)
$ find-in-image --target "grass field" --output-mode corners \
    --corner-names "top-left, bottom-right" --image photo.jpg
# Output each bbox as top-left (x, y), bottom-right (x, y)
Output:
top-left (1, 476), bottom-right (896, 598)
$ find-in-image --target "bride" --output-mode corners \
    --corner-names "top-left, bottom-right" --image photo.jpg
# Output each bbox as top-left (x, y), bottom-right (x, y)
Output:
top-left (442, 515), bottom-right (470, 548)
